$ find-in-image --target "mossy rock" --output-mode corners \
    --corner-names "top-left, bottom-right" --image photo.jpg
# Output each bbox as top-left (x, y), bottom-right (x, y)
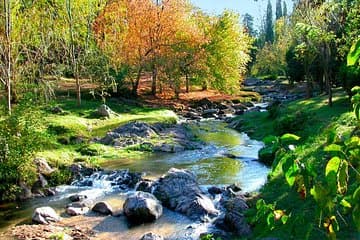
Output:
top-left (258, 146), bottom-right (276, 166)
top-left (76, 145), bottom-right (100, 156)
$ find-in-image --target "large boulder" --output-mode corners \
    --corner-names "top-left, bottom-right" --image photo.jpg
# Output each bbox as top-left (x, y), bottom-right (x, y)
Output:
top-left (153, 168), bottom-right (218, 220)
top-left (215, 197), bottom-right (251, 236)
top-left (33, 158), bottom-right (54, 176)
top-left (32, 207), bottom-right (61, 224)
top-left (140, 232), bottom-right (164, 240)
top-left (113, 121), bottom-right (157, 138)
top-left (92, 201), bottom-right (113, 215)
top-left (97, 104), bottom-right (112, 118)
top-left (123, 191), bottom-right (163, 224)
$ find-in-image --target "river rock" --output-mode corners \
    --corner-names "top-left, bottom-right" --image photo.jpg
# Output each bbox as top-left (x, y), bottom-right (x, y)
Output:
top-left (136, 179), bottom-right (154, 193)
top-left (67, 199), bottom-right (93, 209)
top-left (153, 168), bottom-right (219, 220)
top-left (18, 181), bottom-right (33, 200)
top-left (140, 232), bottom-right (164, 240)
top-left (97, 104), bottom-right (112, 118)
top-left (153, 143), bottom-right (185, 153)
top-left (66, 207), bottom-right (89, 216)
top-left (113, 121), bottom-right (157, 138)
top-left (202, 109), bottom-right (219, 118)
top-left (34, 158), bottom-right (54, 176)
top-left (32, 207), bottom-right (60, 224)
top-left (208, 186), bottom-right (224, 195)
top-left (92, 201), bottom-right (113, 215)
top-left (123, 191), bottom-right (163, 224)
top-left (69, 194), bottom-right (88, 202)
top-left (215, 196), bottom-right (251, 236)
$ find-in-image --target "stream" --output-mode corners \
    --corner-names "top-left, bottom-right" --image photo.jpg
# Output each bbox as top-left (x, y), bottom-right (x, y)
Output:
top-left (0, 119), bottom-right (269, 239)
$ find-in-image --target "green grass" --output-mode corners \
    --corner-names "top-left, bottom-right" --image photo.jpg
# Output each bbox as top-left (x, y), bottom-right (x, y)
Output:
top-left (37, 98), bottom-right (178, 166)
top-left (239, 91), bottom-right (359, 239)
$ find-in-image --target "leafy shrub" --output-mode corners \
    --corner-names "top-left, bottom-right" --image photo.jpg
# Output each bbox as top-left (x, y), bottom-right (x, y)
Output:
top-left (48, 167), bottom-right (73, 186)
top-left (274, 110), bottom-right (309, 135)
top-left (0, 96), bottom-right (48, 201)
top-left (76, 145), bottom-right (100, 156)
top-left (338, 65), bottom-right (360, 97)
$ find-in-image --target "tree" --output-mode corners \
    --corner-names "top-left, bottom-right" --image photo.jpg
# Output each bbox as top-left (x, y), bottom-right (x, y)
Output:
top-left (243, 13), bottom-right (256, 37)
top-left (276, 0), bottom-right (283, 20)
top-left (205, 11), bottom-right (252, 93)
top-left (283, 1), bottom-right (288, 17)
top-left (0, 0), bottom-right (11, 114)
top-left (265, 0), bottom-right (274, 43)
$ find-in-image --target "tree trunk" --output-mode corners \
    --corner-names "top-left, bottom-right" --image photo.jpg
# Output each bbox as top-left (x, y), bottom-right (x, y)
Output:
top-left (325, 44), bottom-right (332, 107)
top-left (132, 66), bottom-right (142, 96)
top-left (185, 73), bottom-right (189, 93)
top-left (4, 0), bottom-right (11, 115)
top-left (66, 0), bottom-right (81, 106)
top-left (151, 65), bottom-right (157, 96)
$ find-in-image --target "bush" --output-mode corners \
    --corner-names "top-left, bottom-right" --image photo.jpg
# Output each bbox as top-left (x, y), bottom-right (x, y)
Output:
top-left (0, 96), bottom-right (48, 201)
top-left (274, 110), bottom-right (309, 135)
top-left (339, 64), bottom-right (360, 97)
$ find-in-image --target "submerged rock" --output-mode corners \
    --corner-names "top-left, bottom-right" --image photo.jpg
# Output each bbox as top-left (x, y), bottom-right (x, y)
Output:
top-left (32, 207), bottom-right (60, 224)
top-left (92, 201), bottom-right (113, 215)
top-left (153, 168), bottom-right (218, 220)
top-left (123, 191), bottom-right (163, 224)
top-left (140, 232), bottom-right (164, 240)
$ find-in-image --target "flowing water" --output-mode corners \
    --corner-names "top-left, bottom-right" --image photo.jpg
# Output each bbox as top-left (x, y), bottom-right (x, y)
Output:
top-left (0, 120), bottom-right (269, 239)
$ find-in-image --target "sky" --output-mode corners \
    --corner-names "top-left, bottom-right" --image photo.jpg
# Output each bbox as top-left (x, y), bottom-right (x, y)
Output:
top-left (190, 0), bottom-right (294, 29)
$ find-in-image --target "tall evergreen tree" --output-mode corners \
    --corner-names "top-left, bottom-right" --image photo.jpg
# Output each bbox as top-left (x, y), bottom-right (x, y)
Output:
top-left (276, 0), bottom-right (283, 19)
top-left (243, 13), bottom-right (256, 37)
top-left (265, 0), bottom-right (274, 43)
top-left (283, 1), bottom-right (287, 17)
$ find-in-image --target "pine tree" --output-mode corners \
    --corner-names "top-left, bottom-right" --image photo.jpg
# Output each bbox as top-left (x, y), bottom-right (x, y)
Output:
top-left (276, 0), bottom-right (282, 19)
top-left (243, 13), bottom-right (256, 37)
top-left (265, 0), bottom-right (274, 43)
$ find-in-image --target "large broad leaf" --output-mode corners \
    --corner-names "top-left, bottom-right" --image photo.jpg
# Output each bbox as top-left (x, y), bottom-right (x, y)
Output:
top-left (347, 39), bottom-right (360, 66)
top-left (280, 133), bottom-right (300, 144)
top-left (324, 144), bottom-right (345, 158)
top-left (337, 161), bottom-right (348, 194)
top-left (325, 157), bottom-right (341, 194)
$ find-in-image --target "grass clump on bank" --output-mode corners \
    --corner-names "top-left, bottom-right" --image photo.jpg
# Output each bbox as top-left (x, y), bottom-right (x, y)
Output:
top-left (237, 91), bottom-right (360, 239)
top-left (38, 98), bottom-right (178, 166)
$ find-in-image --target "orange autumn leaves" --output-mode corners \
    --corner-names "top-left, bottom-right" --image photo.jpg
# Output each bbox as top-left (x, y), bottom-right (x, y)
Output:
top-left (93, 0), bottom-right (251, 96)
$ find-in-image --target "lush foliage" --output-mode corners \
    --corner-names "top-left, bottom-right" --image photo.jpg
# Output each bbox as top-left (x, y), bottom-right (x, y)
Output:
top-left (0, 97), bottom-right (47, 200)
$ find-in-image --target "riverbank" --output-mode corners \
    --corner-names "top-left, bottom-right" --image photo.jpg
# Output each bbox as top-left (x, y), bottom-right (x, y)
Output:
top-left (232, 89), bottom-right (359, 239)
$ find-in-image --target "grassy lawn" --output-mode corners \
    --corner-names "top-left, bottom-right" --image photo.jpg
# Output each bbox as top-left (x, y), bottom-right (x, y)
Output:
top-left (37, 98), bottom-right (178, 166)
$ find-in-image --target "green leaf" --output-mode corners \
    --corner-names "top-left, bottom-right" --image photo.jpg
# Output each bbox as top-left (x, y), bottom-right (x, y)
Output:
top-left (325, 157), bottom-right (340, 194)
top-left (281, 215), bottom-right (289, 224)
top-left (337, 161), bottom-right (348, 194)
top-left (347, 39), bottom-right (360, 66)
top-left (353, 186), bottom-right (360, 202)
top-left (324, 144), bottom-right (343, 153)
top-left (266, 212), bottom-right (275, 229)
top-left (285, 162), bottom-right (299, 187)
top-left (280, 133), bottom-right (300, 144)
top-left (340, 199), bottom-right (352, 208)
top-left (263, 135), bottom-right (278, 145)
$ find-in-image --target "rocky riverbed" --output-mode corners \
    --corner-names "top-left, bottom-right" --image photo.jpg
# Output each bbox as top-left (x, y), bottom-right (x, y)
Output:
top-left (7, 168), bottom-right (256, 240)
